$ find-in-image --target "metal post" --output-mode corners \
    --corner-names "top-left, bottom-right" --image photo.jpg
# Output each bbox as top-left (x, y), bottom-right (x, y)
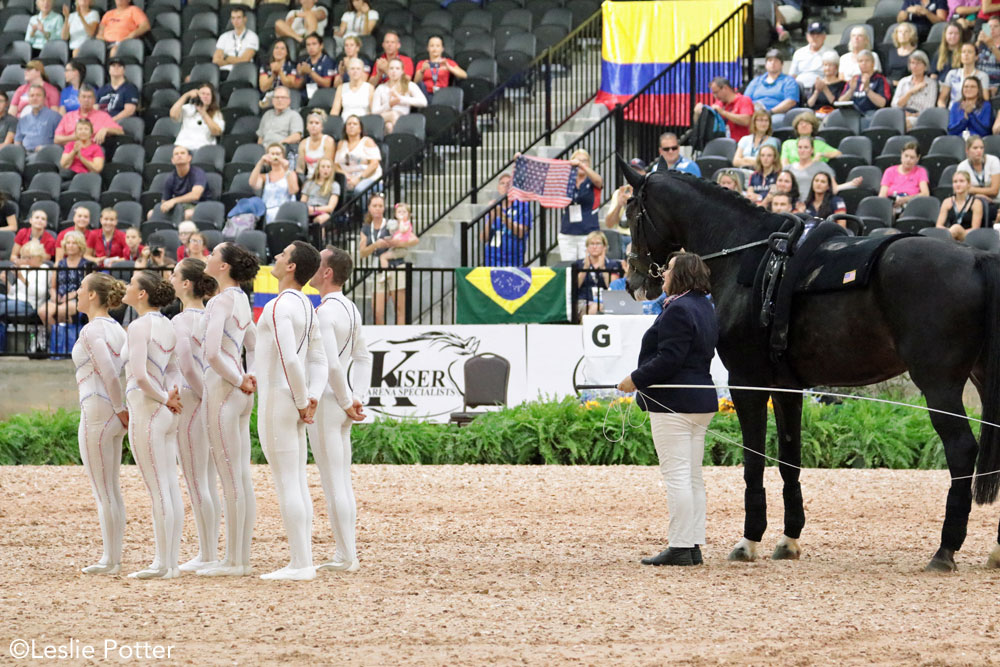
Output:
top-left (688, 45), bottom-right (697, 130)
top-left (404, 262), bottom-right (413, 324)
top-left (613, 104), bottom-right (625, 190)
top-left (539, 207), bottom-right (547, 265)
top-left (460, 221), bottom-right (469, 266)
top-left (470, 108), bottom-right (478, 205)
top-left (545, 51), bottom-right (553, 146)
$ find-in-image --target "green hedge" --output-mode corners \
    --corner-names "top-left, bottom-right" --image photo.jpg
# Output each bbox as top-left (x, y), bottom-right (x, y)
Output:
top-left (0, 395), bottom-right (953, 468)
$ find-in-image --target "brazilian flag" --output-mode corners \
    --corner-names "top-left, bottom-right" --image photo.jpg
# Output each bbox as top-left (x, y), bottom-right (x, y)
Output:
top-left (456, 267), bottom-right (571, 324)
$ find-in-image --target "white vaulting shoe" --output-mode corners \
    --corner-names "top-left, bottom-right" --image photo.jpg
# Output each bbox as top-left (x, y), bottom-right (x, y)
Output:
top-left (82, 562), bottom-right (121, 575)
top-left (128, 567), bottom-right (171, 579)
top-left (180, 557), bottom-right (217, 572)
top-left (196, 563), bottom-right (251, 577)
top-left (261, 565), bottom-right (316, 581)
top-left (317, 558), bottom-right (360, 572)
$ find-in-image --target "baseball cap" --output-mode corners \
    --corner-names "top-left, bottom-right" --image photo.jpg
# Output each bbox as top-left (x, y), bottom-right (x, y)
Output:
top-left (765, 48), bottom-right (784, 61)
top-left (107, 57), bottom-right (124, 67)
top-left (807, 21), bottom-right (827, 34)
top-left (629, 157), bottom-right (647, 170)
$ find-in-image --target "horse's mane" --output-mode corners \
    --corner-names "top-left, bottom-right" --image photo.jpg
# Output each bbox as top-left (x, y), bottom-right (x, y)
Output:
top-left (651, 170), bottom-right (782, 227)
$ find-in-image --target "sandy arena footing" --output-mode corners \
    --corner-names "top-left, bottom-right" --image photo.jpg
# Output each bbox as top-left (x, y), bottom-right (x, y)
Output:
top-left (1, 465), bottom-right (999, 665)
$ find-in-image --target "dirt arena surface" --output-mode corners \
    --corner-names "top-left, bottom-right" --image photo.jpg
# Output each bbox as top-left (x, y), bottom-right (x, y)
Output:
top-left (2, 465), bottom-right (999, 666)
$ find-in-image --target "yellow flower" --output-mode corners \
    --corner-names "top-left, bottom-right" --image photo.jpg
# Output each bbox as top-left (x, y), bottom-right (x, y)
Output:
top-left (584, 400), bottom-right (601, 409)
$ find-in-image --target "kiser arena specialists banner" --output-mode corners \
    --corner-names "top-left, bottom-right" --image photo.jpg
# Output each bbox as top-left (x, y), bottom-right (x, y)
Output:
top-left (596, 0), bottom-right (744, 123)
top-left (455, 266), bottom-right (571, 324)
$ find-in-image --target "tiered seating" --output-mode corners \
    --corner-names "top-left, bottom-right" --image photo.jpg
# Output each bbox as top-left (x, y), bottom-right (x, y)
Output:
top-left (0, 0), bottom-right (601, 259)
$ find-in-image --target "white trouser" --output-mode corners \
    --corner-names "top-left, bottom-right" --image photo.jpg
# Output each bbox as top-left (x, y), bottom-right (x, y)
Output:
top-left (78, 396), bottom-right (127, 567)
top-left (259, 384), bottom-right (314, 570)
top-left (128, 392), bottom-right (183, 570)
top-left (649, 411), bottom-right (715, 548)
top-left (557, 233), bottom-right (588, 262)
top-left (308, 394), bottom-right (357, 563)
top-left (177, 389), bottom-right (220, 564)
top-left (203, 375), bottom-right (256, 568)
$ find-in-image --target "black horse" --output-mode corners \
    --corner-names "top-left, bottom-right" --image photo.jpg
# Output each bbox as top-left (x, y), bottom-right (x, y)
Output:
top-left (619, 161), bottom-right (1000, 572)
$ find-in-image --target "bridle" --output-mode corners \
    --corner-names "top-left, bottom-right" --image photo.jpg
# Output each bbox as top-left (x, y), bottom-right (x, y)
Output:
top-left (627, 174), bottom-right (774, 279)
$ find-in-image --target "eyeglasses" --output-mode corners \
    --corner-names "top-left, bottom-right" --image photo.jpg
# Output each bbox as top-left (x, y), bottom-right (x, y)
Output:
top-left (660, 146), bottom-right (679, 152)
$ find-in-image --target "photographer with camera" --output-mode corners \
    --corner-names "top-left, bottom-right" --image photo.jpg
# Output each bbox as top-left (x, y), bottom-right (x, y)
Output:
top-left (170, 83), bottom-right (224, 153)
top-left (251, 143), bottom-right (299, 223)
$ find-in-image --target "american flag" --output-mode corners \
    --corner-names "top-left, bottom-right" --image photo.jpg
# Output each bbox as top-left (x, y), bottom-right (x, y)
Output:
top-left (508, 156), bottom-right (577, 208)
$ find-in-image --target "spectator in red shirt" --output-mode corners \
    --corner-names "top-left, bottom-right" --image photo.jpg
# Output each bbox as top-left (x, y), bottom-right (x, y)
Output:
top-left (123, 226), bottom-right (144, 261)
top-left (370, 30), bottom-right (413, 85)
top-left (54, 84), bottom-right (123, 146)
top-left (55, 205), bottom-right (94, 261)
top-left (694, 76), bottom-right (754, 141)
top-left (59, 118), bottom-right (105, 177)
top-left (176, 230), bottom-right (210, 262)
top-left (12, 209), bottom-right (57, 263)
top-left (10, 60), bottom-right (60, 116)
top-left (414, 35), bottom-right (467, 97)
top-left (84, 207), bottom-right (128, 267)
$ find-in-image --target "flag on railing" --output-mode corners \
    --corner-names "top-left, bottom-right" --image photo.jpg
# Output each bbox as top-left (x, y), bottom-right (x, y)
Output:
top-left (456, 267), bottom-right (571, 324)
top-left (508, 156), bottom-right (577, 208)
top-left (596, 0), bottom-right (745, 124)
top-left (251, 265), bottom-right (320, 321)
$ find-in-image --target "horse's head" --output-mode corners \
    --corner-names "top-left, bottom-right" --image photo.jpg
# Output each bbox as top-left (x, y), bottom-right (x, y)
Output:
top-left (616, 155), bottom-right (686, 298)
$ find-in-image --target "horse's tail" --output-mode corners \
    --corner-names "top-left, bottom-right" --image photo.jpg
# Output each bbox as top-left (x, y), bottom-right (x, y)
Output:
top-left (974, 253), bottom-right (1000, 505)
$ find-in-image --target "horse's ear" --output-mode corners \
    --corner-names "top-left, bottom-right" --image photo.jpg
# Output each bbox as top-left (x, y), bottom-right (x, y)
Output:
top-left (617, 154), bottom-right (644, 189)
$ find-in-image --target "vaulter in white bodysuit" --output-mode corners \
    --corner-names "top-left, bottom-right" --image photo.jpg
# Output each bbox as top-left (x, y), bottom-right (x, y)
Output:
top-left (168, 258), bottom-right (221, 572)
top-left (308, 246), bottom-right (372, 572)
top-left (122, 270), bottom-right (184, 580)
top-left (198, 242), bottom-right (259, 577)
top-left (256, 242), bottom-right (328, 581)
top-left (73, 273), bottom-right (129, 575)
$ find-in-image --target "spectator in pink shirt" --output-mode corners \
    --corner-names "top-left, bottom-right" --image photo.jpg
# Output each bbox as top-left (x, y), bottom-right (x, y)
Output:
top-left (59, 118), bottom-right (105, 176)
top-left (878, 140), bottom-right (930, 213)
top-left (10, 60), bottom-right (60, 116)
top-left (53, 84), bottom-right (122, 146)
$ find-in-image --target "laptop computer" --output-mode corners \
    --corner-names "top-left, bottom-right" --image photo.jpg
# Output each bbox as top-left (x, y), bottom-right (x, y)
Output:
top-left (601, 290), bottom-right (646, 315)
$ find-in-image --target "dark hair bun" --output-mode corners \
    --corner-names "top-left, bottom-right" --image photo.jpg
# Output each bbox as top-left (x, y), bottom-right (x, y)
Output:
top-left (195, 274), bottom-right (218, 299)
top-left (106, 279), bottom-right (126, 309)
top-left (221, 243), bottom-right (260, 283)
top-left (148, 279), bottom-right (176, 308)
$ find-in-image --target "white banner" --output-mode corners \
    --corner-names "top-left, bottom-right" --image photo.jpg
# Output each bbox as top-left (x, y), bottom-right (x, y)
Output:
top-left (355, 325), bottom-right (527, 422)
top-left (348, 319), bottom-right (729, 423)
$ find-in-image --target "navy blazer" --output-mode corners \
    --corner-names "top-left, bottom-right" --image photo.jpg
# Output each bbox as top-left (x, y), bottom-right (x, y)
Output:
top-left (631, 291), bottom-right (719, 414)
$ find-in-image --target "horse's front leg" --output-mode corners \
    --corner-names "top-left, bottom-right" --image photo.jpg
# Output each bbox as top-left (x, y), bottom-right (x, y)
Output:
top-left (771, 391), bottom-right (804, 561)
top-left (920, 382), bottom-right (978, 572)
top-left (728, 387), bottom-right (770, 562)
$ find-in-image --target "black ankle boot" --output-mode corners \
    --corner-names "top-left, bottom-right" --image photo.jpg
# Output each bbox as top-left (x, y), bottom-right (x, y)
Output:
top-left (641, 547), bottom-right (694, 566)
top-left (692, 545), bottom-right (703, 565)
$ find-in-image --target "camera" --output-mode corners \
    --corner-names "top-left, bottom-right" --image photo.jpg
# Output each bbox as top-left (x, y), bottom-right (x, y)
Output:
top-left (150, 246), bottom-right (164, 257)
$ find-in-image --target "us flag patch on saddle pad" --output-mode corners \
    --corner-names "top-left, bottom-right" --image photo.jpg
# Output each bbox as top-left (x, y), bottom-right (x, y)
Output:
top-left (843, 270), bottom-right (857, 284)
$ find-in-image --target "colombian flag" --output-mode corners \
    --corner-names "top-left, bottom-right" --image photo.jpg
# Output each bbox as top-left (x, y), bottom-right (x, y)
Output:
top-left (456, 267), bottom-right (571, 324)
top-left (596, 0), bottom-right (745, 124)
top-left (251, 265), bottom-right (321, 321)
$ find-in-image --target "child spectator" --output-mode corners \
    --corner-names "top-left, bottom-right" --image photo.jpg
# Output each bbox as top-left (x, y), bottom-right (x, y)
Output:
top-left (300, 157), bottom-right (341, 245)
top-left (879, 141), bottom-right (930, 214)
top-left (84, 208), bottom-right (128, 267)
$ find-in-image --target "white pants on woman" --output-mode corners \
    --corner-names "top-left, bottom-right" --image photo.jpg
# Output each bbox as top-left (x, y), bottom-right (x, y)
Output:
top-left (557, 233), bottom-right (588, 262)
top-left (649, 411), bottom-right (715, 548)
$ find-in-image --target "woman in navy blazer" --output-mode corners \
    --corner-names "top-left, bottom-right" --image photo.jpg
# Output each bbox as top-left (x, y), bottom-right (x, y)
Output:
top-left (618, 252), bottom-right (718, 567)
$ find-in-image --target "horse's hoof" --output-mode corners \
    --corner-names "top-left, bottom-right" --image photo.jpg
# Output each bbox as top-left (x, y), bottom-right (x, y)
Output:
top-left (772, 540), bottom-right (801, 561)
top-left (986, 543), bottom-right (1000, 569)
top-left (727, 538), bottom-right (758, 562)
top-left (925, 549), bottom-right (956, 573)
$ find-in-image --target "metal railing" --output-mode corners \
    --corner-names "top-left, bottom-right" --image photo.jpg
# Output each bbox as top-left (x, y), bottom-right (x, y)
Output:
top-left (460, 3), bottom-right (754, 267)
top-left (0, 264), bottom-right (170, 358)
top-left (0, 264), bottom-right (457, 358)
top-left (323, 9), bottom-right (604, 264)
